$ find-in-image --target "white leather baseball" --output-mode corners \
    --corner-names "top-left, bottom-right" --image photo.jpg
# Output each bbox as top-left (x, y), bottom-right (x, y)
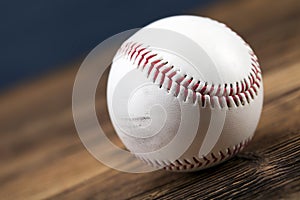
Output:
top-left (107, 15), bottom-right (263, 172)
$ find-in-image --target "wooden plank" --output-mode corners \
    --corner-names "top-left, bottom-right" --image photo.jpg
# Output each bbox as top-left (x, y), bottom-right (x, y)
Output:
top-left (1, 57), bottom-right (297, 200)
top-left (132, 132), bottom-right (300, 200)
top-left (47, 71), bottom-right (300, 200)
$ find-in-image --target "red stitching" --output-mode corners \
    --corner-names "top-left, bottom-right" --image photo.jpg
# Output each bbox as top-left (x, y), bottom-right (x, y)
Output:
top-left (241, 80), bottom-right (245, 92)
top-left (127, 42), bottom-right (137, 58)
top-left (153, 62), bottom-right (166, 82)
top-left (226, 96), bottom-right (231, 108)
top-left (176, 75), bottom-right (185, 84)
top-left (130, 44), bottom-right (142, 60)
top-left (229, 84), bottom-right (234, 96)
top-left (163, 137), bottom-right (251, 171)
top-left (168, 70), bottom-right (176, 79)
top-left (184, 159), bottom-right (191, 164)
top-left (208, 84), bottom-right (215, 95)
top-left (233, 95), bottom-right (239, 107)
top-left (215, 84), bottom-right (221, 96)
top-left (211, 153), bottom-right (218, 162)
top-left (117, 42), bottom-right (261, 108)
top-left (193, 156), bottom-right (201, 163)
top-left (238, 94), bottom-right (244, 105)
top-left (200, 83), bottom-right (207, 94)
top-left (167, 69), bottom-right (177, 91)
top-left (176, 160), bottom-right (183, 166)
top-left (192, 82), bottom-right (200, 91)
top-left (137, 51), bottom-right (151, 67)
top-left (143, 54), bottom-right (157, 69)
top-left (147, 60), bottom-right (161, 77)
top-left (227, 148), bottom-right (232, 156)
top-left (219, 151), bottom-right (225, 160)
top-left (167, 79), bottom-right (172, 90)
top-left (182, 77), bottom-right (192, 88)
top-left (203, 156), bottom-right (210, 166)
top-left (159, 67), bottom-right (172, 87)
top-left (136, 48), bottom-right (146, 60)
top-left (236, 82), bottom-right (240, 93)
top-left (124, 42), bottom-right (134, 56)
top-left (153, 69), bottom-right (160, 82)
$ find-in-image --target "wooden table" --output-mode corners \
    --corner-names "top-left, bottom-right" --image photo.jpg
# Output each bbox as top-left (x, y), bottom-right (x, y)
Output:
top-left (1, 0), bottom-right (299, 199)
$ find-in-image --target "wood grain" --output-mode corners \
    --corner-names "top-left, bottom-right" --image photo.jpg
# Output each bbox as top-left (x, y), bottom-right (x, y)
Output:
top-left (0, 0), bottom-right (299, 199)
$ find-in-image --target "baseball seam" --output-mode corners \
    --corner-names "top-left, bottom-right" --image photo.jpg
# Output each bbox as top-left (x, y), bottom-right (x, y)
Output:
top-left (113, 20), bottom-right (262, 171)
top-left (116, 41), bottom-right (258, 170)
top-left (136, 136), bottom-right (252, 171)
top-left (116, 41), bottom-right (261, 109)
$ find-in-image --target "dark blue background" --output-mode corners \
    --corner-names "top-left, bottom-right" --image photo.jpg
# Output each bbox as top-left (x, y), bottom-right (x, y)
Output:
top-left (0, 0), bottom-right (213, 90)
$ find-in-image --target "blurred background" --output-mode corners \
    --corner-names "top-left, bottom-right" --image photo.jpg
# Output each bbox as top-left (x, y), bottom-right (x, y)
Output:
top-left (0, 0), bottom-right (215, 91)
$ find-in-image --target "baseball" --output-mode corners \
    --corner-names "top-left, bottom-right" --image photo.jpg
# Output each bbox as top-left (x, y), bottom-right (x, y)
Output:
top-left (107, 15), bottom-right (263, 172)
